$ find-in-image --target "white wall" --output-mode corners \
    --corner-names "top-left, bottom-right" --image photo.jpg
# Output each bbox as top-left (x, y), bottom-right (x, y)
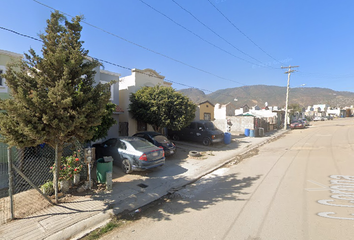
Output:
top-left (214, 103), bottom-right (227, 119)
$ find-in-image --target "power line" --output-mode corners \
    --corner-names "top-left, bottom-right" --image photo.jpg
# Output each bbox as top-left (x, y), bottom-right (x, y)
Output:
top-left (0, 26), bottom-right (42, 42)
top-left (32, 0), bottom-right (248, 86)
top-left (206, 0), bottom-right (283, 65)
top-left (171, 0), bottom-right (269, 66)
top-left (0, 25), bottom-right (241, 100)
top-left (139, 0), bottom-right (270, 68)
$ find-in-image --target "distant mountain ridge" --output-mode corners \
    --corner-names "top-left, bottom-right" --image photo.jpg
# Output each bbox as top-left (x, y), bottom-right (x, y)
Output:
top-left (178, 85), bottom-right (354, 108)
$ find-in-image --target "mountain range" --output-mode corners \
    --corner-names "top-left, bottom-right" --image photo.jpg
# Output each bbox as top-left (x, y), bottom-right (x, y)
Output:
top-left (179, 85), bottom-right (354, 108)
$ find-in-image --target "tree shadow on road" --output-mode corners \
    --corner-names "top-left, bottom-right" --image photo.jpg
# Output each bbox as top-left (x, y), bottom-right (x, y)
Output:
top-left (116, 172), bottom-right (261, 222)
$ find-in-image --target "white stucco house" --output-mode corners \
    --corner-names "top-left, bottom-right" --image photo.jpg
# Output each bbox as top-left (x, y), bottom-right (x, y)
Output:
top-left (327, 107), bottom-right (341, 117)
top-left (92, 63), bottom-right (121, 139)
top-left (118, 68), bottom-right (172, 136)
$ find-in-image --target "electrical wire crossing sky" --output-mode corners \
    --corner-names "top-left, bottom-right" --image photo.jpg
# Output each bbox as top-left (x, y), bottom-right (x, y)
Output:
top-left (1, 0), bottom-right (354, 93)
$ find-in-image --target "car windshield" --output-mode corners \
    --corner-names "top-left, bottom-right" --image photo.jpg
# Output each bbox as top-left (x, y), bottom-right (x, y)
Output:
top-left (204, 122), bottom-right (216, 130)
top-left (127, 138), bottom-right (155, 150)
top-left (153, 135), bottom-right (168, 143)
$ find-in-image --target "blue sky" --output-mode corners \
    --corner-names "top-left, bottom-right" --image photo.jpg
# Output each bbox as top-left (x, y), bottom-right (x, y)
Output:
top-left (2, 0), bottom-right (354, 94)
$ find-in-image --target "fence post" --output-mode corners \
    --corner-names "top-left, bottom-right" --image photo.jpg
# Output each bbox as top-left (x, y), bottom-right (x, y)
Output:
top-left (7, 147), bottom-right (14, 220)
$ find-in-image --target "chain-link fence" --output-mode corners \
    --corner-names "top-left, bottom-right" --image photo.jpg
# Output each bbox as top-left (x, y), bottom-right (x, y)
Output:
top-left (0, 141), bottom-right (87, 225)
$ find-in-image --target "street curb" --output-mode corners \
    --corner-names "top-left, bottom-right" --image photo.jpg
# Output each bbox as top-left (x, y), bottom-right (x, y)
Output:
top-left (58, 210), bottom-right (114, 240)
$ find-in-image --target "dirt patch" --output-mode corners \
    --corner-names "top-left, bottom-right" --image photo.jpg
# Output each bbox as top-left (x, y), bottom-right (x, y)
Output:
top-left (0, 180), bottom-right (105, 224)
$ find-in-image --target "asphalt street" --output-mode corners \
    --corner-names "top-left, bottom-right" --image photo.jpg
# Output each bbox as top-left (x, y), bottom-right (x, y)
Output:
top-left (100, 118), bottom-right (354, 240)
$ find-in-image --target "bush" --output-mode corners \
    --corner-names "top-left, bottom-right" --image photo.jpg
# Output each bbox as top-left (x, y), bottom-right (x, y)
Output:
top-left (40, 180), bottom-right (54, 195)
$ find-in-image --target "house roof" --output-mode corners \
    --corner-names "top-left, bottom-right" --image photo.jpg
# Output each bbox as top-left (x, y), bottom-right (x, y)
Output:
top-left (198, 100), bottom-right (214, 107)
top-left (132, 68), bottom-right (165, 79)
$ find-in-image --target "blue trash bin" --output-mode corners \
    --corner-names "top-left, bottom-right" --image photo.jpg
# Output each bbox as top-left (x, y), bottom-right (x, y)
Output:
top-left (224, 132), bottom-right (231, 144)
top-left (250, 129), bottom-right (255, 137)
top-left (245, 129), bottom-right (250, 136)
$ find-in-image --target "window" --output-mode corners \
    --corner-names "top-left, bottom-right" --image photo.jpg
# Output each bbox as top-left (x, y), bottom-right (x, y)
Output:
top-left (204, 113), bottom-right (211, 121)
top-left (118, 141), bottom-right (127, 150)
top-left (189, 122), bottom-right (197, 129)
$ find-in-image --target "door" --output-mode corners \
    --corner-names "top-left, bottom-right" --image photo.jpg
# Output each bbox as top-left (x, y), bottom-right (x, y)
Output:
top-left (119, 122), bottom-right (129, 136)
top-left (188, 122), bottom-right (200, 142)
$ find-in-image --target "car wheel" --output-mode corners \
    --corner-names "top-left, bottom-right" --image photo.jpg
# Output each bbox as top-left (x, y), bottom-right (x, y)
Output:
top-left (172, 134), bottom-right (180, 141)
top-left (202, 138), bottom-right (211, 146)
top-left (121, 159), bottom-right (133, 174)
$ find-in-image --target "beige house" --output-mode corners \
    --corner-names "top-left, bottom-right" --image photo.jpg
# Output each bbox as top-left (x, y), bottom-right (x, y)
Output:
top-left (195, 100), bottom-right (214, 121)
top-left (0, 49), bottom-right (23, 99)
top-left (118, 68), bottom-right (172, 136)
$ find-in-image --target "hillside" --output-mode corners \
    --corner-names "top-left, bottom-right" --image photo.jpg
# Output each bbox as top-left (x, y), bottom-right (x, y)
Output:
top-left (179, 85), bottom-right (354, 108)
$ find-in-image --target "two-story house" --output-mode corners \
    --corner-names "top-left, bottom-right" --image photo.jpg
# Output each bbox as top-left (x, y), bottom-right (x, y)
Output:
top-left (118, 68), bottom-right (172, 136)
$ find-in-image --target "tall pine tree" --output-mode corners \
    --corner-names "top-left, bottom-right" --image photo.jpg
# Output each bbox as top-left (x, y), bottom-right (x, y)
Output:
top-left (0, 11), bottom-right (113, 202)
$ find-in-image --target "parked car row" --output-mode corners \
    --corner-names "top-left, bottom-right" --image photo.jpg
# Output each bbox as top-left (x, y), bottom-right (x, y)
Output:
top-left (93, 132), bottom-right (176, 174)
top-left (93, 120), bottom-right (224, 174)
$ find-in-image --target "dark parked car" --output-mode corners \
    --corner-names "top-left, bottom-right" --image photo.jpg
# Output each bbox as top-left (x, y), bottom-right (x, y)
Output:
top-left (132, 131), bottom-right (176, 156)
top-left (290, 120), bottom-right (305, 129)
top-left (167, 120), bottom-right (224, 146)
top-left (93, 137), bottom-right (165, 174)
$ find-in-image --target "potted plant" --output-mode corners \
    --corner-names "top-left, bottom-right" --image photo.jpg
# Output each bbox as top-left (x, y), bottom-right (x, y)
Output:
top-left (50, 150), bottom-right (83, 192)
top-left (69, 151), bottom-right (83, 185)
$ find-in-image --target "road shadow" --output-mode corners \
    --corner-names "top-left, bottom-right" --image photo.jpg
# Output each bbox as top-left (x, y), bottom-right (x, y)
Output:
top-left (115, 172), bottom-right (262, 222)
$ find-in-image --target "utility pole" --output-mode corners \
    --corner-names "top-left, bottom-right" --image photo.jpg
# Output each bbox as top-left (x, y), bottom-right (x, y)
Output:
top-left (281, 65), bottom-right (299, 130)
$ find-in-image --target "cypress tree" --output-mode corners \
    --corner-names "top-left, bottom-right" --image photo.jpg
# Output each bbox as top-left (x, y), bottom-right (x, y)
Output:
top-left (0, 11), bottom-right (113, 203)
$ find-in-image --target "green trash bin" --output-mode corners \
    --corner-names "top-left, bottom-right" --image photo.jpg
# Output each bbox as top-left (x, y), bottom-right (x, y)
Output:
top-left (96, 157), bottom-right (113, 183)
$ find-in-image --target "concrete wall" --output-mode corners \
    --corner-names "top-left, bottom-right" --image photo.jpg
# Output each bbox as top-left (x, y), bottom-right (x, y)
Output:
top-left (214, 103), bottom-right (226, 120)
top-left (213, 116), bottom-right (254, 133)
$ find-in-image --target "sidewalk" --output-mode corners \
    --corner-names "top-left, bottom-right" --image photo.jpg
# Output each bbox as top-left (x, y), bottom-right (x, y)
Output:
top-left (0, 129), bottom-right (288, 240)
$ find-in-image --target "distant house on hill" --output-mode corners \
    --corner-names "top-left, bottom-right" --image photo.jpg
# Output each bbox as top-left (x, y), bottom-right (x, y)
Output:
top-left (313, 104), bottom-right (329, 112)
top-left (235, 104), bottom-right (250, 116)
